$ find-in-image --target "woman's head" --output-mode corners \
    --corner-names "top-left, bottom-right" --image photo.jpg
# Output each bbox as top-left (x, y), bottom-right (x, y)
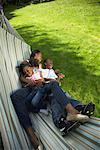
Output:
top-left (30, 50), bottom-right (42, 62)
top-left (44, 58), bottom-right (53, 69)
top-left (29, 59), bottom-right (39, 68)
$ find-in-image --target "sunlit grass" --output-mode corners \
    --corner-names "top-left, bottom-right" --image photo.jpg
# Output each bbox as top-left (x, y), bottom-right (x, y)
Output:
top-left (5, 0), bottom-right (100, 117)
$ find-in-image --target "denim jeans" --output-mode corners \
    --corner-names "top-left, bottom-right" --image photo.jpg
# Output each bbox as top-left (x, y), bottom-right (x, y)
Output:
top-left (50, 95), bottom-right (81, 127)
top-left (11, 81), bottom-right (81, 129)
top-left (47, 81), bottom-right (81, 126)
top-left (28, 81), bottom-right (81, 126)
top-left (10, 87), bottom-right (33, 129)
top-left (31, 81), bottom-right (71, 108)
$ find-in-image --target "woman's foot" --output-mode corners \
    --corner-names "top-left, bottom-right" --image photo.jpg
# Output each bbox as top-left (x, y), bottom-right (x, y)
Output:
top-left (66, 103), bottom-right (80, 115)
top-left (37, 144), bottom-right (43, 150)
top-left (26, 127), bottom-right (43, 149)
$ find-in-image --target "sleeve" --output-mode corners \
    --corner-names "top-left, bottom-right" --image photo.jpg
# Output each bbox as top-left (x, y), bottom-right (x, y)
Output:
top-left (50, 70), bottom-right (58, 79)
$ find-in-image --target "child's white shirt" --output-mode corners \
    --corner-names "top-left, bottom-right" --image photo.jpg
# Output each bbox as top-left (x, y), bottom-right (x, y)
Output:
top-left (41, 69), bottom-right (58, 79)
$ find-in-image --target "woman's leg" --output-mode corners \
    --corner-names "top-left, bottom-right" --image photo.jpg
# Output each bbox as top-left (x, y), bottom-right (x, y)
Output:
top-left (49, 81), bottom-right (89, 122)
top-left (10, 87), bottom-right (40, 149)
top-left (50, 81), bottom-right (78, 113)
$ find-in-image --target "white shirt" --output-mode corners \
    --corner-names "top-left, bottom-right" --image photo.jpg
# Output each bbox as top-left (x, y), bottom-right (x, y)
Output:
top-left (41, 69), bottom-right (58, 79)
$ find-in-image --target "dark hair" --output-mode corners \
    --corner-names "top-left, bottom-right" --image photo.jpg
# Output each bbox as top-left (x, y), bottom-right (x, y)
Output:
top-left (29, 59), bottom-right (39, 68)
top-left (44, 58), bottom-right (53, 65)
top-left (19, 62), bottom-right (31, 75)
top-left (44, 58), bottom-right (49, 65)
top-left (30, 50), bottom-right (41, 59)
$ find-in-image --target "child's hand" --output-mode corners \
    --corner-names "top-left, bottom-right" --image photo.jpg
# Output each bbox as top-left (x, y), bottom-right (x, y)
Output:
top-left (55, 69), bottom-right (60, 75)
top-left (24, 80), bottom-right (36, 87)
top-left (58, 73), bottom-right (65, 79)
top-left (35, 79), bottom-right (44, 86)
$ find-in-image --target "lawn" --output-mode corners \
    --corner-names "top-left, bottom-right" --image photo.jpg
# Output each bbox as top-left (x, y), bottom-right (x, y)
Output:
top-left (4, 0), bottom-right (100, 117)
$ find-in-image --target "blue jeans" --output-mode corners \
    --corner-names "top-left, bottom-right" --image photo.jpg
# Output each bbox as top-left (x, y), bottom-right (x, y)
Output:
top-left (11, 87), bottom-right (33, 129)
top-left (28, 81), bottom-right (70, 109)
top-left (27, 81), bottom-right (81, 126)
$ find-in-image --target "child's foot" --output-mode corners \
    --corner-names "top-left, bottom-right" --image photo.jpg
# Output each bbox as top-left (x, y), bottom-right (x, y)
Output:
top-left (66, 113), bottom-right (89, 123)
top-left (39, 109), bottom-right (49, 115)
top-left (58, 116), bottom-right (80, 136)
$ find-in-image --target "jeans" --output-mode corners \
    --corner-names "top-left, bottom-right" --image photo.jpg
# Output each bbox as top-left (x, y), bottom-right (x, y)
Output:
top-left (11, 81), bottom-right (81, 129)
top-left (47, 81), bottom-right (81, 126)
top-left (50, 95), bottom-right (81, 127)
top-left (27, 81), bottom-right (81, 127)
top-left (31, 81), bottom-right (71, 108)
top-left (10, 87), bottom-right (33, 129)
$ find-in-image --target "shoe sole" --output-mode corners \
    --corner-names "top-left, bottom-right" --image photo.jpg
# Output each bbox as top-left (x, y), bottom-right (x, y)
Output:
top-left (61, 121), bottom-right (80, 136)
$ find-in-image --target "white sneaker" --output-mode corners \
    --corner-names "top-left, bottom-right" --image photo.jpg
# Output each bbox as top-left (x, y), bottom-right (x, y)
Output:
top-left (39, 109), bottom-right (49, 115)
top-left (67, 114), bottom-right (89, 122)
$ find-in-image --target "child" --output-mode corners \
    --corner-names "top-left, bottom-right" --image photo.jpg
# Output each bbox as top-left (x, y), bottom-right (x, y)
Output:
top-left (19, 61), bottom-right (49, 115)
top-left (42, 58), bottom-right (65, 81)
top-left (19, 50), bottom-right (42, 87)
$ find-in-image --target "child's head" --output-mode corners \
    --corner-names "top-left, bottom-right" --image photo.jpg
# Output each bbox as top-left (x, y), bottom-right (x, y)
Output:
top-left (30, 50), bottom-right (42, 62)
top-left (19, 63), bottom-right (33, 77)
top-left (44, 58), bottom-right (53, 69)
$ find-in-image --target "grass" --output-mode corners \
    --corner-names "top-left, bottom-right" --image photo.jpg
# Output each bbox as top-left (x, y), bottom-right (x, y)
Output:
top-left (4, 0), bottom-right (100, 117)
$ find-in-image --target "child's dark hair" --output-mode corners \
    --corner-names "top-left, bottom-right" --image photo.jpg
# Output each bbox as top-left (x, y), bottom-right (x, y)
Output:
top-left (19, 62), bottom-right (31, 75)
top-left (44, 58), bottom-right (49, 65)
top-left (29, 59), bottom-right (39, 68)
top-left (30, 50), bottom-right (41, 59)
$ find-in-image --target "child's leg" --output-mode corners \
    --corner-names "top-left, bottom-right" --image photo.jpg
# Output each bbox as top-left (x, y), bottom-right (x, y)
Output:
top-left (31, 90), bottom-right (44, 107)
top-left (31, 83), bottom-right (51, 108)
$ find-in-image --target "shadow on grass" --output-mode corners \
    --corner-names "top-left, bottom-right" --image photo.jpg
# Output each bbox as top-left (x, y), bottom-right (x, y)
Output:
top-left (4, 3), bottom-right (31, 20)
top-left (4, 0), bottom-right (55, 20)
top-left (15, 24), bottom-right (100, 117)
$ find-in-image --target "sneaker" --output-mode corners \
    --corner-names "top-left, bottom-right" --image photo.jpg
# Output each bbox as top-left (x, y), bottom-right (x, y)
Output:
top-left (39, 109), bottom-right (49, 115)
top-left (82, 102), bottom-right (95, 117)
top-left (58, 116), bottom-right (80, 136)
top-left (67, 114), bottom-right (89, 123)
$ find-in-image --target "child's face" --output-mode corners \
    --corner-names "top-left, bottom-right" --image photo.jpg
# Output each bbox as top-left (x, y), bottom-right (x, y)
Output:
top-left (34, 52), bottom-right (42, 62)
top-left (23, 66), bottom-right (33, 77)
top-left (46, 59), bottom-right (53, 69)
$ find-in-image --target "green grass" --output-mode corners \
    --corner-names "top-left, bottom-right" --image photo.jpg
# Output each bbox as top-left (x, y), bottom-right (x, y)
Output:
top-left (5, 0), bottom-right (100, 117)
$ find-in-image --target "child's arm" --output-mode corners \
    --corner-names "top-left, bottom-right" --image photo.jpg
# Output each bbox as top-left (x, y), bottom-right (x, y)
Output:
top-left (19, 75), bottom-right (36, 87)
top-left (55, 69), bottom-right (65, 79)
